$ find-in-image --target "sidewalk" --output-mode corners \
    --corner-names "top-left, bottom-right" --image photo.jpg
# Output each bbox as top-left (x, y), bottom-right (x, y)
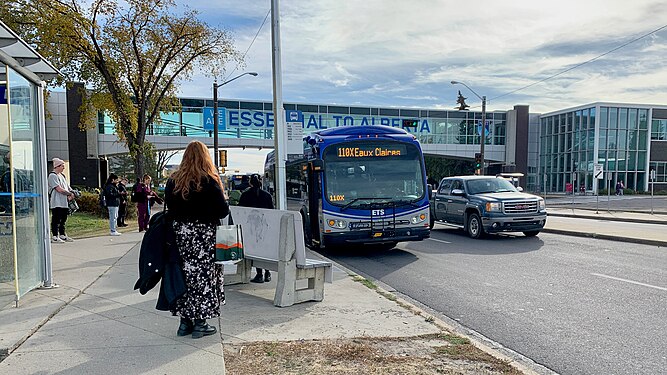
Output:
top-left (0, 232), bottom-right (443, 375)
top-left (1, 211), bottom-right (664, 374)
top-left (545, 207), bottom-right (667, 247)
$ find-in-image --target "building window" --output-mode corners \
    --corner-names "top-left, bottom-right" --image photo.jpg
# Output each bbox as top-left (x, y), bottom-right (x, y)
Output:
top-left (651, 119), bottom-right (667, 140)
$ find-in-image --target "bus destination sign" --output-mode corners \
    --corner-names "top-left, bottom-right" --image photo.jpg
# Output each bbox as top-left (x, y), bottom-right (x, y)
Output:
top-left (337, 145), bottom-right (406, 158)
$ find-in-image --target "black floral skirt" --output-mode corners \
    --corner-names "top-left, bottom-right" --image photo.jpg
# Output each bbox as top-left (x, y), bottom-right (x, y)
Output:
top-left (170, 220), bottom-right (225, 319)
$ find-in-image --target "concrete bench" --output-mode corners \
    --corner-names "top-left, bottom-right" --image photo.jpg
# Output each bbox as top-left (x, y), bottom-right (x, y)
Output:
top-left (222, 207), bottom-right (332, 307)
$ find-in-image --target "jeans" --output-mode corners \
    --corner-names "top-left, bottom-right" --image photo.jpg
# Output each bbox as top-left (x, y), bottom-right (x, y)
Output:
top-left (51, 207), bottom-right (69, 236)
top-left (108, 206), bottom-right (119, 233)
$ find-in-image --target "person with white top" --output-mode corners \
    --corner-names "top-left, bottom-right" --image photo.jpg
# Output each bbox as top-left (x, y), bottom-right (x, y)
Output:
top-left (48, 158), bottom-right (75, 243)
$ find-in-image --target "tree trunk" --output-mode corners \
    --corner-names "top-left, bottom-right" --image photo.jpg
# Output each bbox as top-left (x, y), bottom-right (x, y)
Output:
top-left (134, 150), bottom-right (145, 181)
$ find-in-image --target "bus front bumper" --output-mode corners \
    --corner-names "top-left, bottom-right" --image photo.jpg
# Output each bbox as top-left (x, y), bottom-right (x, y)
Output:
top-left (323, 227), bottom-right (430, 245)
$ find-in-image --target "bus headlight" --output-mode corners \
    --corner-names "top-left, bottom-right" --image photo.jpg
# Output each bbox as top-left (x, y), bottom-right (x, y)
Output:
top-left (327, 219), bottom-right (347, 229)
top-left (538, 199), bottom-right (546, 211)
top-left (485, 202), bottom-right (502, 212)
top-left (410, 214), bottom-right (427, 224)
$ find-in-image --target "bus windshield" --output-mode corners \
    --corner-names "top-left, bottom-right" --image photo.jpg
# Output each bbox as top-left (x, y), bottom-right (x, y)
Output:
top-left (323, 140), bottom-right (425, 208)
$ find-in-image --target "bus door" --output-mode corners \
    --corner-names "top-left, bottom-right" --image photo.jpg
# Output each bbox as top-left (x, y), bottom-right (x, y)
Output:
top-left (306, 160), bottom-right (323, 246)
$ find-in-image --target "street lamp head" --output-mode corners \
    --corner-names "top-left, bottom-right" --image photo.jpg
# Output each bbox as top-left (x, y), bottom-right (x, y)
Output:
top-left (450, 80), bottom-right (460, 85)
top-left (248, 72), bottom-right (258, 76)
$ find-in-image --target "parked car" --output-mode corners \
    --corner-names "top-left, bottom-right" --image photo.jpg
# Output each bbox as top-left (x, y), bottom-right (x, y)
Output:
top-left (429, 175), bottom-right (546, 238)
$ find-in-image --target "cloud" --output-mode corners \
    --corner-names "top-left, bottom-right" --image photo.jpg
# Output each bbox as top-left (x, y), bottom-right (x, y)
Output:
top-left (175, 0), bottom-right (667, 115)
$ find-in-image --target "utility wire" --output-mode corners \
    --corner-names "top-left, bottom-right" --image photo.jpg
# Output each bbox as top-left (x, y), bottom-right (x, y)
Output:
top-left (491, 23), bottom-right (667, 102)
top-left (223, 9), bottom-right (271, 81)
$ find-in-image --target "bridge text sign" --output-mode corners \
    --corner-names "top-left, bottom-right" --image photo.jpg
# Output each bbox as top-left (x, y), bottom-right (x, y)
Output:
top-left (201, 108), bottom-right (492, 134)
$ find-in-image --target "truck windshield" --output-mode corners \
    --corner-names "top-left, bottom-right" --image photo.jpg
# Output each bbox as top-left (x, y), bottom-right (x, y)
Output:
top-left (323, 140), bottom-right (425, 208)
top-left (466, 178), bottom-right (518, 194)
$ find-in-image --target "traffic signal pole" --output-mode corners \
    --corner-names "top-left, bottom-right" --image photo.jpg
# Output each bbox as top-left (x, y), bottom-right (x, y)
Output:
top-left (480, 95), bottom-right (486, 175)
top-left (451, 81), bottom-right (486, 175)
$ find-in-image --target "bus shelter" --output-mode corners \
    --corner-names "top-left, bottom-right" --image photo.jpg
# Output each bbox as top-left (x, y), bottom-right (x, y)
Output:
top-left (0, 21), bottom-right (59, 306)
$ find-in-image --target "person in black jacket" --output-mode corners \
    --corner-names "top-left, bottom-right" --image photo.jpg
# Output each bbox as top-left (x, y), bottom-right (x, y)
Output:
top-left (239, 174), bottom-right (274, 283)
top-left (164, 141), bottom-right (229, 339)
top-left (117, 177), bottom-right (129, 227)
top-left (104, 173), bottom-right (123, 236)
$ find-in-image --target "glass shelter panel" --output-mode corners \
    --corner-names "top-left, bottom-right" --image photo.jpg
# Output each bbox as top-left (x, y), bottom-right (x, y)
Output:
top-left (8, 68), bottom-right (45, 299)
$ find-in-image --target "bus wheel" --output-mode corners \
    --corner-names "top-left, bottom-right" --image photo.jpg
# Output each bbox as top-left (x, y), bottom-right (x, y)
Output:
top-left (429, 215), bottom-right (435, 229)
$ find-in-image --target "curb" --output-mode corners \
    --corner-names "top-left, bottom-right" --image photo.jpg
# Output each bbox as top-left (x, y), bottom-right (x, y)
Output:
top-left (316, 251), bottom-right (554, 375)
top-left (541, 228), bottom-right (667, 247)
top-left (547, 212), bottom-right (667, 225)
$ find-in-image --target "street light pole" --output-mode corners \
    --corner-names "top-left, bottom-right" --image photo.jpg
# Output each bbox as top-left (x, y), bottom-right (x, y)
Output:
top-left (212, 72), bottom-right (258, 168)
top-left (451, 81), bottom-right (486, 175)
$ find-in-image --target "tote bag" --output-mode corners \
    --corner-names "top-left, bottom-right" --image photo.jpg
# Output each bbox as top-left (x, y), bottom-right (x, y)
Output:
top-left (215, 215), bottom-right (243, 261)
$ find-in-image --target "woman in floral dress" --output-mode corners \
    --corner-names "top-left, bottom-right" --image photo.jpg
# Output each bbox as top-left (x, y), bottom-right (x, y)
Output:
top-left (164, 141), bottom-right (229, 338)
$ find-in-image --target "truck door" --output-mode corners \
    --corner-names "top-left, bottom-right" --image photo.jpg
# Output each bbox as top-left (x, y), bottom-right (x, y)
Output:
top-left (433, 179), bottom-right (452, 222)
top-left (446, 179), bottom-right (467, 225)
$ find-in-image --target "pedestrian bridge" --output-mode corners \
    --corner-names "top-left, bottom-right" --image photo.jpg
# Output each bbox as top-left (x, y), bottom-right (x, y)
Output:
top-left (96, 115), bottom-right (510, 164)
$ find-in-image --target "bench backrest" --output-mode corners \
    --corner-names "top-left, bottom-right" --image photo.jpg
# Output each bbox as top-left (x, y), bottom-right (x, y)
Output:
top-left (230, 207), bottom-right (306, 266)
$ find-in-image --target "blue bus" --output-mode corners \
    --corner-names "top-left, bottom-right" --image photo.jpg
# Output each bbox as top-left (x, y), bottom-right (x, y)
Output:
top-left (265, 125), bottom-right (430, 250)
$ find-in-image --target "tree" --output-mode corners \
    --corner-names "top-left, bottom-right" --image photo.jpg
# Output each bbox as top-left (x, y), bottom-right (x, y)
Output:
top-left (1, 0), bottom-right (239, 177)
top-left (424, 156), bottom-right (474, 184)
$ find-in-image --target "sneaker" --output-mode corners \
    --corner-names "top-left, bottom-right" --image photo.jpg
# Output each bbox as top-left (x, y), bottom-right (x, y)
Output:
top-left (110, 231), bottom-right (122, 236)
top-left (59, 235), bottom-right (74, 242)
top-left (52, 236), bottom-right (65, 243)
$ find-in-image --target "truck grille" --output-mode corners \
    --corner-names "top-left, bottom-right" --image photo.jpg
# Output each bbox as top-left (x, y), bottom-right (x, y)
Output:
top-left (503, 200), bottom-right (538, 214)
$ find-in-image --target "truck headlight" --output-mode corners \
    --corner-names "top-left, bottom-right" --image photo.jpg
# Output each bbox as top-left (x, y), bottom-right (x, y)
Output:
top-left (327, 219), bottom-right (347, 229)
top-left (485, 202), bottom-right (502, 212)
top-left (538, 199), bottom-right (545, 211)
top-left (410, 213), bottom-right (427, 224)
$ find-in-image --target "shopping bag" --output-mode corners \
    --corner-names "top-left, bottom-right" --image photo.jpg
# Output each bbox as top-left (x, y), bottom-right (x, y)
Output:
top-left (215, 222), bottom-right (243, 261)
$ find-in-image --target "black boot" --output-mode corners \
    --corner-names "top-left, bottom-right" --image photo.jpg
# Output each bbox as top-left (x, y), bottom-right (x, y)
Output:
top-left (250, 270), bottom-right (264, 283)
top-left (177, 317), bottom-right (193, 336)
top-left (192, 319), bottom-right (217, 339)
top-left (264, 270), bottom-right (271, 282)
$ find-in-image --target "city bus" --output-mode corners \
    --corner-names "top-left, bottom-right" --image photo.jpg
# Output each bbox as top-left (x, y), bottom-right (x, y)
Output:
top-left (265, 125), bottom-right (430, 250)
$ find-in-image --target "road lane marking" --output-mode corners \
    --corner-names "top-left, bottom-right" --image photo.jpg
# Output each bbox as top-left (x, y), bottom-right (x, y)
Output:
top-left (591, 273), bottom-right (667, 292)
top-left (428, 238), bottom-right (452, 244)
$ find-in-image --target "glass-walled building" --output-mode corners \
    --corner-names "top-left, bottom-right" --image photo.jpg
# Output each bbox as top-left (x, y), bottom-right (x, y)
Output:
top-left (0, 21), bottom-right (59, 306)
top-left (539, 103), bottom-right (666, 193)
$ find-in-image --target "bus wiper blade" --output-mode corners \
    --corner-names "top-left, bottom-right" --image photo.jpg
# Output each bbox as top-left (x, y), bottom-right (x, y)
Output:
top-left (341, 197), bottom-right (390, 211)
top-left (393, 199), bottom-right (420, 208)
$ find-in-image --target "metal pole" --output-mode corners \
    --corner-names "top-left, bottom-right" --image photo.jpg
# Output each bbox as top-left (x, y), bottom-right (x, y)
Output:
top-left (480, 96), bottom-right (486, 175)
top-left (213, 81), bottom-right (219, 168)
top-left (607, 176), bottom-right (610, 213)
top-left (596, 180), bottom-right (599, 214)
top-left (651, 178), bottom-right (654, 215)
top-left (271, 0), bottom-right (287, 210)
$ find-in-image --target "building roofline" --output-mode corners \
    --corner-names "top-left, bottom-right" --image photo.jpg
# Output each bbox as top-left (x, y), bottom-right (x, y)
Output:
top-left (541, 102), bottom-right (667, 117)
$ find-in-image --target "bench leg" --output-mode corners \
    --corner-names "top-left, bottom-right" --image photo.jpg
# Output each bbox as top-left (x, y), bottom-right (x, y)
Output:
top-left (274, 259), bottom-right (297, 307)
top-left (222, 259), bottom-right (252, 285)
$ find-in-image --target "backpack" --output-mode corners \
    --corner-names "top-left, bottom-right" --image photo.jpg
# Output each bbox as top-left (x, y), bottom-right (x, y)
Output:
top-left (99, 189), bottom-right (107, 208)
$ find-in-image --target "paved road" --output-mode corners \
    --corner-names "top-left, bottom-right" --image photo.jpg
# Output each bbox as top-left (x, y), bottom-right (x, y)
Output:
top-left (322, 226), bottom-right (667, 375)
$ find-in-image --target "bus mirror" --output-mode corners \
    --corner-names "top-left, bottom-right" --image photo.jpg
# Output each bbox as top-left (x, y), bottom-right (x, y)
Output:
top-left (310, 160), bottom-right (324, 172)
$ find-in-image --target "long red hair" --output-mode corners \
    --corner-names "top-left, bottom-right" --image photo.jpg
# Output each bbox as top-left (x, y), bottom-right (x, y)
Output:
top-left (171, 141), bottom-right (222, 198)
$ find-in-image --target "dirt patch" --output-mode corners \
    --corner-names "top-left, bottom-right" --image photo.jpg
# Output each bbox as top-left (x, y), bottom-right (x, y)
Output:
top-left (224, 333), bottom-right (523, 375)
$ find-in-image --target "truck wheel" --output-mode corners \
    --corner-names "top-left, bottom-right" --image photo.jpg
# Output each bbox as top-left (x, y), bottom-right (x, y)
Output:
top-left (467, 213), bottom-right (484, 239)
top-left (523, 230), bottom-right (540, 237)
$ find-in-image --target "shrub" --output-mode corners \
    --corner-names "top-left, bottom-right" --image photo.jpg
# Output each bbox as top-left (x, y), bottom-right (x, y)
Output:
top-left (76, 191), bottom-right (136, 219)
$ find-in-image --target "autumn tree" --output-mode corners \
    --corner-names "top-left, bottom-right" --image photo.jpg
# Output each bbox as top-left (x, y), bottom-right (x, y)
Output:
top-left (1, 0), bottom-right (239, 177)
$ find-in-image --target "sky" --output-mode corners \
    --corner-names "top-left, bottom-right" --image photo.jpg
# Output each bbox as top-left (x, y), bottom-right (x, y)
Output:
top-left (170, 1), bottom-right (667, 173)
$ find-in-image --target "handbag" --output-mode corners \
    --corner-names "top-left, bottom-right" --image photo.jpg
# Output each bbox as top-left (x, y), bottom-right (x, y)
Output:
top-left (215, 214), bottom-right (244, 261)
top-left (67, 198), bottom-right (79, 215)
